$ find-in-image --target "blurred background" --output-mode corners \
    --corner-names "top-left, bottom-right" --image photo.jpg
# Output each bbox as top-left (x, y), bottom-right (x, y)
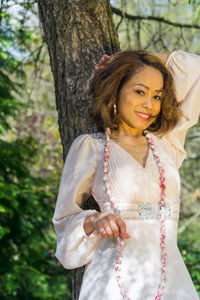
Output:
top-left (0, 0), bottom-right (199, 299)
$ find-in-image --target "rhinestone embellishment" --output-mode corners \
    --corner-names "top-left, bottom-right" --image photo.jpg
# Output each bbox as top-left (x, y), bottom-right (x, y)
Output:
top-left (138, 202), bottom-right (171, 219)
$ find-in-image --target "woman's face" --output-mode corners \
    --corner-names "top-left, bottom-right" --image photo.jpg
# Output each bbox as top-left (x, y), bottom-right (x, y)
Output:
top-left (117, 65), bottom-right (163, 132)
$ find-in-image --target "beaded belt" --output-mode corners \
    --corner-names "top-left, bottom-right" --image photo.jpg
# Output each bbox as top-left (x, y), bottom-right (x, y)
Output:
top-left (98, 199), bottom-right (181, 222)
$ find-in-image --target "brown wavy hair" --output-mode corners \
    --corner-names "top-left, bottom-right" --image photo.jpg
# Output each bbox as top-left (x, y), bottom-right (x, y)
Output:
top-left (90, 49), bottom-right (182, 136)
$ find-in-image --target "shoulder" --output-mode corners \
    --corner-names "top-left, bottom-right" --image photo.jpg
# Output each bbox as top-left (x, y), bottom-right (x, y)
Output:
top-left (72, 132), bottom-right (105, 145)
top-left (64, 133), bottom-right (101, 167)
top-left (151, 132), bottom-right (174, 154)
top-left (69, 132), bottom-right (105, 155)
top-left (152, 133), bottom-right (186, 169)
top-left (150, 132), bottom-right (175, 160)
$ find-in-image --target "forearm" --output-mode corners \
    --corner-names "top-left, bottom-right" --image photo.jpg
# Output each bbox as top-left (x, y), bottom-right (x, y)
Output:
top-left (150, 52), bottom-right (169, 65)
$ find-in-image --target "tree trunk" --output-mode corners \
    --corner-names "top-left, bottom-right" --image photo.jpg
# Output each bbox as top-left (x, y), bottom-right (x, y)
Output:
top-left (37, 0), bottom-right (120, 158)
top-left (37, 0), bottom-right (120, 299)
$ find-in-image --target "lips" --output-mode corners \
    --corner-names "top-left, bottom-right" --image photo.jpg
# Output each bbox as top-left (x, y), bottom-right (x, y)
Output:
top-left (136, 111), bottom-right (151, 121)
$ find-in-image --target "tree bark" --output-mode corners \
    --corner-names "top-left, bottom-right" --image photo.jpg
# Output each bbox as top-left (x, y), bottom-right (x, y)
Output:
top-left (37, 0), bottom-right (120, 158)
top-left (37, 0), bottom-right (120, 299)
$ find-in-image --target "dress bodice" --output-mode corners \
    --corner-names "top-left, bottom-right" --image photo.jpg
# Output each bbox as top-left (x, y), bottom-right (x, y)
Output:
top-left (91, 132), bottom-right (181, 223)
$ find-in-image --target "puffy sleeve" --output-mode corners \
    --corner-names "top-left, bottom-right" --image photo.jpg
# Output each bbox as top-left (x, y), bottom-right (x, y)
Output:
top-left (162, 50), bottom-right (200, 169)
top-left (52, 134), bottom-right (100, 269)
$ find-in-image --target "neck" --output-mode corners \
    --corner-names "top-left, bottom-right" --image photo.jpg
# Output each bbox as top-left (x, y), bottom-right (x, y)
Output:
top-left (111, 123), bottom-right (146, 139)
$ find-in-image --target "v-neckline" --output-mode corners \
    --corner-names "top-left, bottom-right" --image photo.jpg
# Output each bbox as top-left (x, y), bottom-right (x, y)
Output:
top-left (110, 139), bottom-right (150, 170)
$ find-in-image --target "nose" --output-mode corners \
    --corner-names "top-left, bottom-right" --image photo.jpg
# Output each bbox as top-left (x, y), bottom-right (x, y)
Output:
top-left (142, 95), bottom-right (153, 110)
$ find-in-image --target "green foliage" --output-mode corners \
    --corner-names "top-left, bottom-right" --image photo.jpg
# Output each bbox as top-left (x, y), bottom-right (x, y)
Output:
top-left (1, 265), bottom-right (70, 300)
top-left (113, 0), bottom-right (200, 52)
top-left (0, 72), bottom-right (70, 300)
top-left (0, 2), bottom-right (70, 299)
top-left (0, 7), bottom-right (25, 133)
top-left (178, 240), bottom-right (200, 296)
top-left (0, 136), bottom-right (69, 299)
top-left (188, 0), bottom-right (200, 4)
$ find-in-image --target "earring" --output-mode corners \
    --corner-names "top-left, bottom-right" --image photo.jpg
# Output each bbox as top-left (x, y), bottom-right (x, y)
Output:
top-left (113, 103), bottom-right (117, 117)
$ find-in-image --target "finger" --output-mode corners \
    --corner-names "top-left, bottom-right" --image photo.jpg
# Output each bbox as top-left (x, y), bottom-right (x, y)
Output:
top-left (99, 54), bottom-right (110, 65)
top-left (99, 54), bottom-right (109, 61)
top-left (102, 54), bottom-right (110, 62)
top-left (109, 219), bottom-right (120, 238)
top-left (116, 217), bottom-right (128, 240)
top-left (103, 223), bottom-right (114, 238)
top-left (94, 65), bottom-right (105, 72)
top-left (98, 227), bottom-right (108, 238)
top-left (95, 217), bottom-right (111, 238)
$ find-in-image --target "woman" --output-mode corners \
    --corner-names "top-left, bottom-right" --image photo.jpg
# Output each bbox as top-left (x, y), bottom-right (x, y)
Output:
top-left (53, 49), bottom-right (200, 300)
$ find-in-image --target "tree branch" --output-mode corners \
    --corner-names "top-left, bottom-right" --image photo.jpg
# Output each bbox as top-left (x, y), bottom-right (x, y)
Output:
top-left (111, 6), bottom-right (200, 30)
top-left (179, 206), bottom-right (200, 234)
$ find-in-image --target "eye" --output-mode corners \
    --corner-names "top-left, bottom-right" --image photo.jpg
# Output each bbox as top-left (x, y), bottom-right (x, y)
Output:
top-left (154, 95), bottom-right (162, 101)
top-left (135, 89), bottom-right (145, 95)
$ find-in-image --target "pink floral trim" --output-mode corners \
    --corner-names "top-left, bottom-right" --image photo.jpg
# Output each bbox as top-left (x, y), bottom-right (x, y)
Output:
top-left (103, 128), bottom-right (167, 300)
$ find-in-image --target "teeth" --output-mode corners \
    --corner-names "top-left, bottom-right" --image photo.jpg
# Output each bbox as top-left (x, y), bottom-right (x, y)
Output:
top-left (137, 112), bottom-right (150, 119)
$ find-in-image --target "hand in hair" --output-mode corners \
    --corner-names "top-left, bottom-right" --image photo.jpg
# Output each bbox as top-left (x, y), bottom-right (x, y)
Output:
top-left (95, 54), bottom-right (110, 72)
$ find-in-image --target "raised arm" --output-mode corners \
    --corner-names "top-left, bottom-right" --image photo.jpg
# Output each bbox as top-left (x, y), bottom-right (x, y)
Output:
top-left (150, 52), bottom-right (169, 65)
top-left (160, 50), bottom-right (200, 168)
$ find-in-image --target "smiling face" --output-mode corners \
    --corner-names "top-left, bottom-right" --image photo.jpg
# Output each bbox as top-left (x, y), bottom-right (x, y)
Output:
top-left (117, 65), bottom-right (163, 135)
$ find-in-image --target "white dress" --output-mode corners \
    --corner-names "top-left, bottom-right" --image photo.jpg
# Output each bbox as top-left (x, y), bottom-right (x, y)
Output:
top-left (53, 50), bottom-right (200, 300)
